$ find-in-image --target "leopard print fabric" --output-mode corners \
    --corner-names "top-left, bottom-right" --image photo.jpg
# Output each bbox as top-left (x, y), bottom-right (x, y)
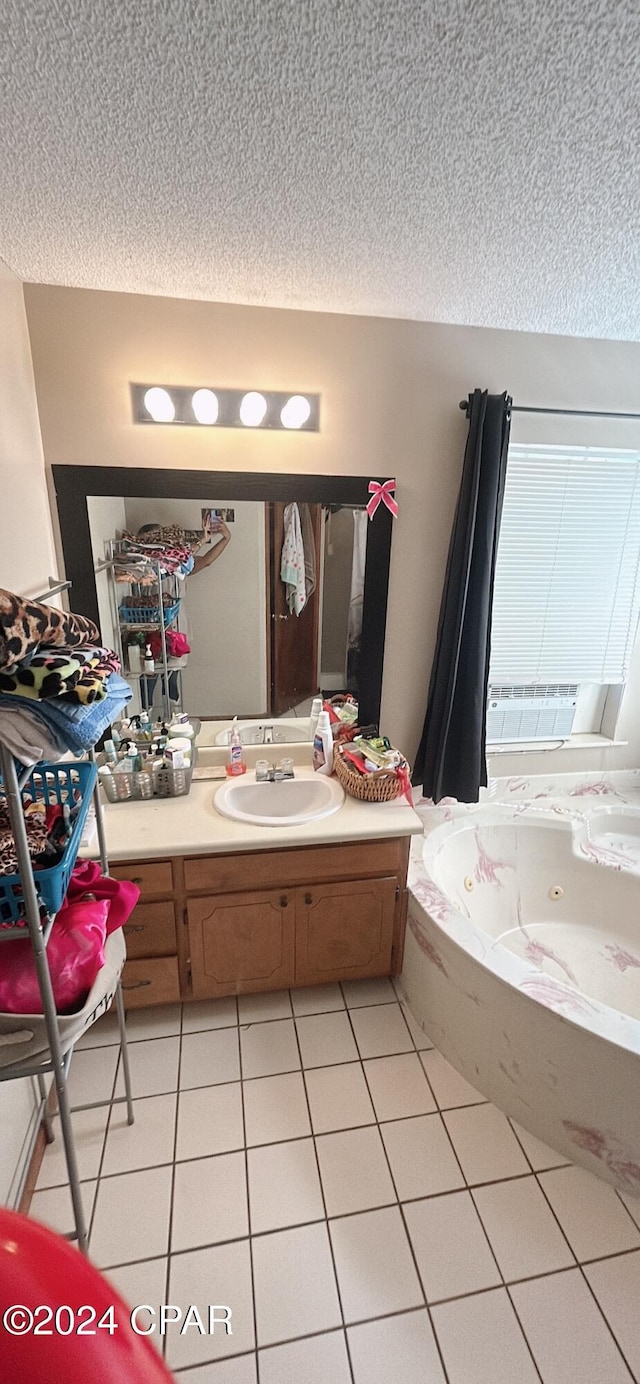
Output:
top-left (0, 590), bottom-right (100, 673)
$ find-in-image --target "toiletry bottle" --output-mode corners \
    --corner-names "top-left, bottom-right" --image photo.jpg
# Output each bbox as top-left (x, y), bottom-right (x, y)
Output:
top-left (226, 718), bottom-right (247, 776)
top-left (313, 710), bottom-right (333, 776)
top-left (309, 695), bottom-right (323, 740)
top-left (128, 641), bottom-right (142, 674)
top-left (144, 643), bottom-right (155, 674)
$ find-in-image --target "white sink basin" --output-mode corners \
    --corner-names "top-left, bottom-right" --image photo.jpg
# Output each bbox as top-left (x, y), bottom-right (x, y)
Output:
top-left (214, 769), bottom-right (345, 827)
top-left (214, 720), bottom-right (311, 745)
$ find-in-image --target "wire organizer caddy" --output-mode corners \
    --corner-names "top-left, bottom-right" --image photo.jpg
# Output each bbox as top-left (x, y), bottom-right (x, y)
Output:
top-left (98, 540), bottom-right (185, 725)
top-left (0, 577), bottom-right (135, 1255)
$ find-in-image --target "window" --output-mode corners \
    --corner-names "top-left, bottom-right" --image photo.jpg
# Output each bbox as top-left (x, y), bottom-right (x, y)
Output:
top-left (488, 445), bottom-right (640, 743)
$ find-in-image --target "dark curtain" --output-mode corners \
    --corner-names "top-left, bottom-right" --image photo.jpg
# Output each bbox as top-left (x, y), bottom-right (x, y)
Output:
top-left (413, 389), bottom-right (511, 803)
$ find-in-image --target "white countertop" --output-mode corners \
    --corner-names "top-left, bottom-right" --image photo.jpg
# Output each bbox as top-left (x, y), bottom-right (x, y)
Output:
top-left (91, 778), bottom-right (423, 862)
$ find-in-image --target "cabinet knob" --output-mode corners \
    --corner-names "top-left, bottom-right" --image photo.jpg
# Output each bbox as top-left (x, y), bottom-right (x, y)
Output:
top-left (124, 924), bottom-right (145, 935)
top-left (121, 979), bottom-right (151, 991)
top-left (280, 896), bottom-right (288, 908)
top-left (304, 893), bottom-right (313, 906)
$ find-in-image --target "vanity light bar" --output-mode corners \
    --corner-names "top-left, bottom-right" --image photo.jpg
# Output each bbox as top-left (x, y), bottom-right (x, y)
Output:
top-left (131, 384), bottom-right (320, 431)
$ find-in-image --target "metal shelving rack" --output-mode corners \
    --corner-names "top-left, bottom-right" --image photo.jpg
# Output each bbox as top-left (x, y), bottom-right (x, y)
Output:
top-left (100, 542), bottom-right (184, 724)
top-left (0, 579), bottom-right (134, 1253)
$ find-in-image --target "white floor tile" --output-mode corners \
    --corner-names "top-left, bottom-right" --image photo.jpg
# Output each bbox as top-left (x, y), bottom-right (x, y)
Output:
top-left (348, 1309), bottom-right (446, 1384)
top-left (167, 1240), bottom-right (255, 1370)
top-left (175, 1358), bottom-right (257, 1384)
top-left (37, 1107), bottom-right (108, 1187)
top-left (342, 977), bottom-right (397, 1007)
top-left (252, 1222), bottom-right (341, 1346)
top-left (176, 1083), bottom-right (244, 1160)
top-left (101, 1093), bottom-right (176, 1175)
top-left (30, 1179), bottom-right (97, 1238)
top-left (240, 1018), bottom-right (300, 1079)
top-left (350, 1003), bottom-right (413, 1059)
top-left (305, 1062), bottom-right (375, 1133)
top-left (238, 990), bottom-right (292, 1023)
top-left (67, 1044), bottom-right (119, 1105)
top-left (473, 1176), bottom-right (575, 1280)
top-left (123, 1003), bottom-right (182, 1041)
top-left (90, 1164), bottom-right (173, 1268)
top-left (295, 1011), bottom-right (358, 1067)
top-left (420, 1049), bottom-right (486, 1109)
top-left (181, 1029), bottom-right (240, 1089)
top-left (330, 1206), bottom-right (423, 1323)
top-left (106, 1256), bottom-right (168, 1348)
top-left (172, 1152), bottom-right (248, 1251)
top-left (316, 1124), bottom-right (396, 1215)
top-left (248, 1137), bottom-right (324, 1233)
top-left (585, 1250), bottom-right (640, 1379)
top-left (404, 1191), bottom-right (501, 1303)
top-left (381, 1114), bottom-right (465, 1200)
top-left (399, 1001), bottom-right (434, 1051)
top-left (116, 1035), bottom-right (180, 1098)
top-left (511, 1267), bottom-right (633, 1384)
top-left (243, 1071), bottom-right (310, 1146)
top-left (433, 1288), bottom-right (540, 1384)
top-left (619, 1189), bottom-right (640, 1229)
top-left (291, 983), bottom-right (345, 1016)
top-left (539, 1165), bottom-right (640, 1262)
top-left (182, 997), bottom-right (238, 1032)
top-left (443, 1104), bottom-right (529, 1184)
top-left (510, 1119), bottom-right (570, 1170)
top-left (365, 1053), bottom-right (436, 1121)
top-left (260, 1330), bottom-right (351, 1384)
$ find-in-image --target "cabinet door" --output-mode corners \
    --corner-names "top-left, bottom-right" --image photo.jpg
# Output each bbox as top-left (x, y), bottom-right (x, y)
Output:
top-left (295, 877), bottom-right (397, 985)
top-left (188, 890), bottom-right (295, 999)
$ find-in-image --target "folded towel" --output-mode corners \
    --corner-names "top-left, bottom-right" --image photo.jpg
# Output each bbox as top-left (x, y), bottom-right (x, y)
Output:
top-left (0, 673), bottom-right (132, 754)
top-left (0, 590), bottom-right (99, 672)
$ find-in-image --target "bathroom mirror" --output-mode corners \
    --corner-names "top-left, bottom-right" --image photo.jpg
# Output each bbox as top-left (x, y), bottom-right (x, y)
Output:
top-left (53, 466), bottom-right (393, 728)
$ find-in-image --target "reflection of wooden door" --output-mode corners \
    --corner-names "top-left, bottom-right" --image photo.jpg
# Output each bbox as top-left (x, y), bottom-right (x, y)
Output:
top-left (268, 502), bottom-right (322, 715)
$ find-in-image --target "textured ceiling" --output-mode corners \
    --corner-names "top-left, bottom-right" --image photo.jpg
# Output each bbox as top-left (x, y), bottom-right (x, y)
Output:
top-left (1, 0), bottom-right (639, 339)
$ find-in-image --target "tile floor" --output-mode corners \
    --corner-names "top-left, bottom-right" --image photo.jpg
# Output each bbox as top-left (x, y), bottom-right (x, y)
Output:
top-left (31, 978), bottom-right (640, 1382)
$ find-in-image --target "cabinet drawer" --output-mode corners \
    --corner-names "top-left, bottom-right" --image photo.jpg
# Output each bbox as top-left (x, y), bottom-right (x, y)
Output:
top-left (188, 890), bottom-right (295, 999)
top-left (184, 839), bottom-right (406, 895)
top-left (111, 860), bottom-right (174, 899)
top-left (120, 955), bottom-right (180, 1008)
top-left (123, 901), bottom-right (177, 959)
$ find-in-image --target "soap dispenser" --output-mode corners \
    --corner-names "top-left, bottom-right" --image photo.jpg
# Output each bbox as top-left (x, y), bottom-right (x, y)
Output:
top-left (226, 717), bottom-right (247, 776)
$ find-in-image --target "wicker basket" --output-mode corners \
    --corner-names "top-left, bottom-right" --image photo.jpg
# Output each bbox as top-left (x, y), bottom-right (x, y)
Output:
top-left (333, 745), bottom-right (409, 803)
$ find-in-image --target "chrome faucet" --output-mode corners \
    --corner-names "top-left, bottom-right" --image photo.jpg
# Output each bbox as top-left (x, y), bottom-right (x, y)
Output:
top-left (255, 758), bottom-right (295, 782)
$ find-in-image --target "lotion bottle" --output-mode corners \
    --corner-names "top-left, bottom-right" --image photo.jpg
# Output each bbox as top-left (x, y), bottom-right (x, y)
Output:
top-left (313, 710), bottom-right (333, 776)
top-left (308, 695), bottom-right (323, 741)
top-left (144, 644), bottom-right (155, 675)
top-left (226, 718), bottom-right (247, 776)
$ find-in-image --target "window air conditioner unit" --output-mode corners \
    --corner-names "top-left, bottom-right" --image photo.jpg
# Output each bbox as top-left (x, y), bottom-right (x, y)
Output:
top-left (487, 684), bottom-right (579, 743)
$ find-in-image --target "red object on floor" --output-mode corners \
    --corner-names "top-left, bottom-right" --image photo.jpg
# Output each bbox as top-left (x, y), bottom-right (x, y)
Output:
top-left (0, 1207), bottom-right (176, 1382)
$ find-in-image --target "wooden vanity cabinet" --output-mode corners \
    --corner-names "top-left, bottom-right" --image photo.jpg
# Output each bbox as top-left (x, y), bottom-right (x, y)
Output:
top-left (114, 837), bottom-right (410, 1008)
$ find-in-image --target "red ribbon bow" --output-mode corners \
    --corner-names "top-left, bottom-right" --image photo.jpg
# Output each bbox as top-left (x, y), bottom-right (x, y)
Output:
top-left (367, 478), bottom-right (399, 520)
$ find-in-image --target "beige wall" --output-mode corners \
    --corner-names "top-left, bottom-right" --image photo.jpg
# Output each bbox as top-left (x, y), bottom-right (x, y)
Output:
top-left (0, 262), bottom-right (58, 1206)
top-left (24, 284), bottom-right (640, 774)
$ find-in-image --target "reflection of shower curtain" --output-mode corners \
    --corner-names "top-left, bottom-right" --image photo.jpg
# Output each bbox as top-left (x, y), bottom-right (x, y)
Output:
top-left (346, 510), bottom-right (367, 687)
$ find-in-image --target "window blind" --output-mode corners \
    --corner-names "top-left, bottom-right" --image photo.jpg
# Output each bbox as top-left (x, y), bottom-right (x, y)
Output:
top-left (489, 445), bottom-right (640, 684)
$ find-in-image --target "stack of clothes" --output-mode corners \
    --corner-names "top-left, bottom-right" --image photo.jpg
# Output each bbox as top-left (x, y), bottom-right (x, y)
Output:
top-left (0, 589), bottom-right (132, 764)
top-left (114, 536), bottom-right (196, 584)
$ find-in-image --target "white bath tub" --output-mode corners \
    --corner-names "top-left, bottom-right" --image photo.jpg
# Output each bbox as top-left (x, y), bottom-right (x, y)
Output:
top-left (400, 774), bottom-right (640, 1192)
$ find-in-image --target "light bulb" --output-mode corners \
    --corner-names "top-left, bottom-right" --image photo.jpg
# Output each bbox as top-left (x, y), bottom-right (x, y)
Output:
top-left (239, 391), bottom-right (268, 427)
top-left (143, 387), bottom-right (175, 423)
top-left (280, 394), bottom-right (311, 429)
top-left (192, 388), bottom-right (219, 425)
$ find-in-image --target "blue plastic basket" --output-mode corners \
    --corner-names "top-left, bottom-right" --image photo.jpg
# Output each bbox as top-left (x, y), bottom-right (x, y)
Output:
top-left (0, 761), bottom-right (97, 925)
top-left (119, 599), bottom-right (181, 628)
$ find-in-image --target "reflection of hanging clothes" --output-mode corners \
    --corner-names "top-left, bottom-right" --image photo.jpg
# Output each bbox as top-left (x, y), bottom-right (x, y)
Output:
top-left (346, 510), bottom-right (367, 672)
top-left (281, 503), bottom-right (317, 616)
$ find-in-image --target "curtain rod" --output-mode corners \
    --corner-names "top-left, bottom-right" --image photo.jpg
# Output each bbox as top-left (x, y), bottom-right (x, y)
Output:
top-left (459, 400), bottom-right (640, 422)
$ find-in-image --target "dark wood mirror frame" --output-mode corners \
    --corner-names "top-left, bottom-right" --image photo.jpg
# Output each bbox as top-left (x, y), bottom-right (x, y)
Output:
top-left (52, 465), bottom-right (393, 727)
